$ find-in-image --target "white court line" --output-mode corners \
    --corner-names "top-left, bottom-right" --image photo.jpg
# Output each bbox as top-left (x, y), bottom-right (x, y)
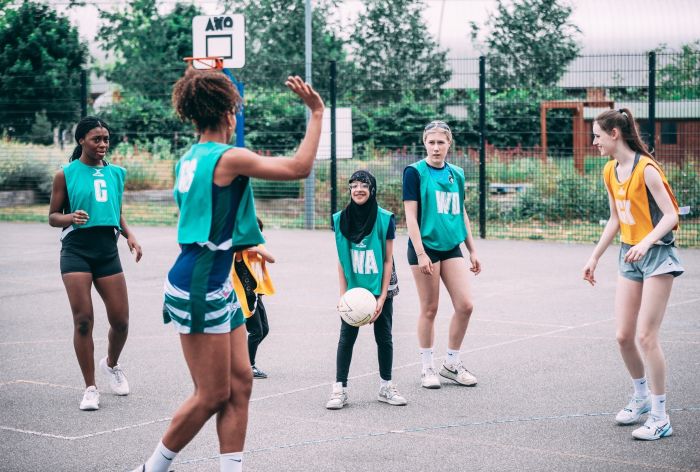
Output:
top-left (474, 318), bottom-right (573, 328)
top-left (0, 334), bottom-right (171, 346)
top-left (0, 417), bottom-right (171, 441)
top-left (174, 406), bottom-right (700, 470)
top-left (0, 380), bottom-right (82, 391)
top-left (249, 316), bottom-right (617, 401)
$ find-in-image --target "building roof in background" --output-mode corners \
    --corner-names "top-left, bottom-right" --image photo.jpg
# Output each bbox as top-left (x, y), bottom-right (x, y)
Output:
top-left (583, 100), bottom-right (700, 120)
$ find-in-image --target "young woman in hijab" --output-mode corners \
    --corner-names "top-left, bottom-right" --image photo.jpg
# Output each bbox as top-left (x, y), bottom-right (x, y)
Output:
top-left (326, 170), bottom-right (406, 410)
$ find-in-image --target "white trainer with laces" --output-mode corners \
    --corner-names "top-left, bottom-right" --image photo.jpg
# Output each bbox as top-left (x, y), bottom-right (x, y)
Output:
top-left (632, 415), bottom-right (673, 440)
top-left (439, 362), bottom-right (477, 386)
top-left (100, 356), bottom-right (130, 395)
top-left (615, 396), bottom-right (651, 425)
top-left (79, 386), bottom-right (100, 411)
top-left (421, 367), bottom-right (441, 389)
top-left (326, 382), bottom-right (348, 410)
top-left (378, 382), bottom-right (407, 406)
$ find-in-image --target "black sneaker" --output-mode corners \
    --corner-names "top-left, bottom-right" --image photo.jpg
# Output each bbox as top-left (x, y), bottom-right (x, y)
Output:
top-left (252, 366), bottom-right (268, 379)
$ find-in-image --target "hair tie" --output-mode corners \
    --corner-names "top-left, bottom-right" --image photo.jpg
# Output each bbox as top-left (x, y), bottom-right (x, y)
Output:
top-left (618, 109), bottom-right (628, 118)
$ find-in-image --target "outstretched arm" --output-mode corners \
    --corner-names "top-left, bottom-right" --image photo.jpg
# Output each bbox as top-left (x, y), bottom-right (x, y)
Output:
top-left (217, 76), bottom-right (325, 183)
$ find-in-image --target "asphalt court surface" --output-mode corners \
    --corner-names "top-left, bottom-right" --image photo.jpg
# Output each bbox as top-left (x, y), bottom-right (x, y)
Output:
top-left (0, 222), bottom-right (698, 471)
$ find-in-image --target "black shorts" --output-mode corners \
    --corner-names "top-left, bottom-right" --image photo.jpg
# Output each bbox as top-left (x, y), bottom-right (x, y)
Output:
top-left (407, 242), bottom-right (463, 266)
top-left (60, 227), bottom-right (123, 278)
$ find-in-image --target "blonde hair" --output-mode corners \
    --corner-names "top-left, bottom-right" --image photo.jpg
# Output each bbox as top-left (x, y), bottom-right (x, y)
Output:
top-left (423, 120), bottom-right (453, 145)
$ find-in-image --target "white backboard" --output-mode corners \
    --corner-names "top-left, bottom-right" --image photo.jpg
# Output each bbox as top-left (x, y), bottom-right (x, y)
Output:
top-left (317, 108), bottom-right (353, 160)
top-left (192, 15), bottom-right (245, 69)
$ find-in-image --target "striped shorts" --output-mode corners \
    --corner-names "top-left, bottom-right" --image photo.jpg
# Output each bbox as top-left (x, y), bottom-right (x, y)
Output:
top-left (163, 277), bottom-right (245, 334)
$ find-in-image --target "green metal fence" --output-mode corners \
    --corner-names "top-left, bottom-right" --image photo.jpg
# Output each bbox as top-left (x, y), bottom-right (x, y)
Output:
top-left (1, 52), bottom-right (698, 246)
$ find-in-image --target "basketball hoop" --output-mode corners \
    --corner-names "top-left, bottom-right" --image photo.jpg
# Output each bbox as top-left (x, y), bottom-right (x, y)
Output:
top-left (183, 57), bottom-right (224, 70)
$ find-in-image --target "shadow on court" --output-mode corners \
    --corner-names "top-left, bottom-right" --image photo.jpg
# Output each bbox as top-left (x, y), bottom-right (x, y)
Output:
top-left (0, 222), bottom-right (698, 471)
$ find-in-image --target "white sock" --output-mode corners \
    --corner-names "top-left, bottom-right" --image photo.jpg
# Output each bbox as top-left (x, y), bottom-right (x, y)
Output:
top-left (446, 348), bottom-right (460, 366)
top-left (651, 394), bottom-right (667, 419)
top-left (632, 377), bottom-right (650, 398)
top-left (145, 441), bottom-right (177, 472)
top-left (419, 347), bottom-right (434, 370)
top-left (380, 378), bottom-right (390, 389)
top-left (220, 452), bottom-right (243, 472)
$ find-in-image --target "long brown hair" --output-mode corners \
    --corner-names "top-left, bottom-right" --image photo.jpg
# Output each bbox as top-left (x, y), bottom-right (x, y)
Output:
top-left (594, 108), bottom-right (655, 160)
top-left (172, 68), bottom-right (242, 132)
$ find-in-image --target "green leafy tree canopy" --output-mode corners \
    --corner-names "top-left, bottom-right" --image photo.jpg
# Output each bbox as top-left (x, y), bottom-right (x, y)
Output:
top-left (471, 0), bottom-right (581, 90)
top-left (98, 0), bottom-right (202, 100)
top-left (657, 40), bottom-right (700, 100)
top-left (0, 1), bottom-right (88, 140)
top-left (222, 0), bottom-right (346, 89)
top-left (350, 0), bottom-right (451, 99)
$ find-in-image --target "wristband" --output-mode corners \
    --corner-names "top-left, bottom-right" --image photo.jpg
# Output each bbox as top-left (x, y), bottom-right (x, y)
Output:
top-left (416, 251), bottom-right (425, 257)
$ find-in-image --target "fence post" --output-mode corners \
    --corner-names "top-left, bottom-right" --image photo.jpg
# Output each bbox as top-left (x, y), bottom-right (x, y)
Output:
top-left (80, 69), bottom-right (88, 118)
top-left (330, 60), bottom-right (338, 220)
top-left (647, 51), bottom-right (656, 152)
top-left (478, 56), bottom-right (486, 239)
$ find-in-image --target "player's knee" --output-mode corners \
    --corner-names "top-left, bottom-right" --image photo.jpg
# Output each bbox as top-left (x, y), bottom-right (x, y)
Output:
top-left (421, 306), bottom-right (439, 320)
top-left (636, 330), bottom-right (659, 353)
top-left (455, 302), bottom-right (474, 318)
top-left (74, 317), bottom-right (93, 336)
top-left (198, 387), bottom-right (230, 412)
top-left (616, 330), bottom-right (635, 349)
top-left (230, 374), bottom-right (253, 403)
top-left (110, 319), bottom-right (129, 334)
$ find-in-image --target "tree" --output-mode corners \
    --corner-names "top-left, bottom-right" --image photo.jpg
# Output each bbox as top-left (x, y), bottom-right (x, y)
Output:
top-left (98, 0), bottom-right (202, 100)
top-left (471, 0), bottom-right (581, 90)
top-left (0, 1), bottom-right (88, 140)
top-left (222, 0), bottom-right (347, 90)
top-left (350, 0), bottom-right (451, 100)
top-left (657, 40), bottom-right (700, 99)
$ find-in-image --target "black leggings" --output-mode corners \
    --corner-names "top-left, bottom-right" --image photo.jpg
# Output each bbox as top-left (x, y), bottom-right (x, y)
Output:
top-left (336, 297), bottom-right (393, 387)
top-left (246, 298), bottom-right (269, 366)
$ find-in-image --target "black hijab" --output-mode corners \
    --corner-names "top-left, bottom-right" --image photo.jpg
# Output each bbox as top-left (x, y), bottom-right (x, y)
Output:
top-left (339, 170), bottom-right (378, 244)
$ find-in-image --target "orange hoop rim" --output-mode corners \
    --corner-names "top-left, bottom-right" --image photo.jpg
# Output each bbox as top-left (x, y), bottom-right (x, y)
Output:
top-left (183, 56), bottom-right (224, 70)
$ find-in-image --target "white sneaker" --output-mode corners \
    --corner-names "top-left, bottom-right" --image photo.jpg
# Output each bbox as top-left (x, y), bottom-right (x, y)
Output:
top-left (378, 382), bottom-right (407, 406)
top-left (615, 396), bottom-right (651, 425)
top-left (79, 386), bottom-right (100, 410)
top-left (632, 415), bottom-right (673, 440)
top-left (325, 382), bottom-right (348, 410)
top-left (421, 367), bottom-right (441, 389)
top-left (100, 356), bottom-right (130, 395)
top-left (439, 362), bottom-right (477, 386)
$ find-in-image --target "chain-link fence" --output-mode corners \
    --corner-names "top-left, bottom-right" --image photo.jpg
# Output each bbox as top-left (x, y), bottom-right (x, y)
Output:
top-left (1, 52), bottom-right (698, 246)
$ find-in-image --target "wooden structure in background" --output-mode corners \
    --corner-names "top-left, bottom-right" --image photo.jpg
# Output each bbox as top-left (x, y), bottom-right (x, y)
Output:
top-left (540, 96), bottom-right (613, 173)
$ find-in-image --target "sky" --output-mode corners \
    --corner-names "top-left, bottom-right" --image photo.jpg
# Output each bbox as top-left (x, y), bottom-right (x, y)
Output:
top-left (56, 0), bottom-right (700, 62)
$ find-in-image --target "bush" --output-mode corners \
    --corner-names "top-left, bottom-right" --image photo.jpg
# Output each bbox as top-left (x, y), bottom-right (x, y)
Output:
top-left (0, 153), bottom-right (56, 202)
top-left (666, 160), bottom-right (700, 216)
top-left (28, 111), bottom-right (54, 146)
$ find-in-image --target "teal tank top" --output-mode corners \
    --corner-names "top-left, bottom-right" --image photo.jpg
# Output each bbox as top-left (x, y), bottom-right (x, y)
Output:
top-left (333, 207), bottom-right (393, 296)
top-left (410, 160), bottom-right (467, 251)
top-left (63, 159), bottom-right (125, 230)
top-left (174, 142), bottom-right (263, 248)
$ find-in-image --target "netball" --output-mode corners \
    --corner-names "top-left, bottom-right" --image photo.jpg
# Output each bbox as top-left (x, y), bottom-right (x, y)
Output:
top-left (337, 287), bottom-right (377, 327)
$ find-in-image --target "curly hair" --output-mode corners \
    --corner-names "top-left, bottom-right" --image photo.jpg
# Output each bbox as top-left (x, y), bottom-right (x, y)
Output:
top-left (172, 68), bottom-right (243, 132)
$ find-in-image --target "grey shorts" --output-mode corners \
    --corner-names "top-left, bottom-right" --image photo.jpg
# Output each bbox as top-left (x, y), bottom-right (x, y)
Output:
top-left (619, 244), bottom-right (684, 282)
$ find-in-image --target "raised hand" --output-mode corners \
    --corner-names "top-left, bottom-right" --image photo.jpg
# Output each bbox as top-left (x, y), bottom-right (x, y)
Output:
top-left (285, 75), bottom-right (324, 114)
